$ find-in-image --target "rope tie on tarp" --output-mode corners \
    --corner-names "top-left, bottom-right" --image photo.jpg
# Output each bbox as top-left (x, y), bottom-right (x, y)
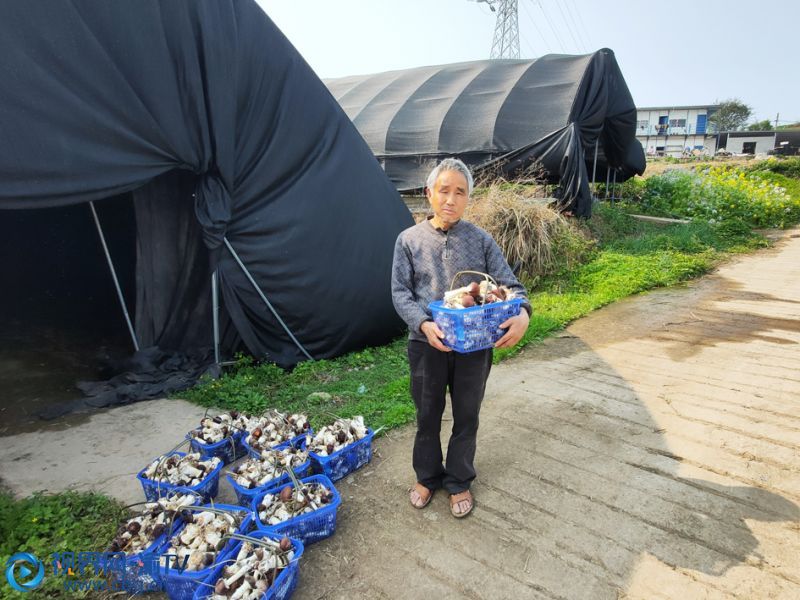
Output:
top-left (222, 237), bottom-right (314, 362)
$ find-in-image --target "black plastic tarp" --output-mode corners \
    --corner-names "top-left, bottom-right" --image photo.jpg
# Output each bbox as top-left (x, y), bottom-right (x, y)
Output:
top-left (0, 0), bottom-right (413, 410)
top-left (325, 49), bottom-right (646, 217)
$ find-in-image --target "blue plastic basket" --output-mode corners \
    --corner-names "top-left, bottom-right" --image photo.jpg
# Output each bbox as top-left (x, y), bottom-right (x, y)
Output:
top-left (110, 487), bottom-right (202, 594)
top-left (153, 504), bottom-right (254, 600)
top-left (251, 474), bottom-right (341, 546)
top-left (308, 428), bottom-right (374, 482)
top-left (428, 298), bottom-right (523, 353)
top-left (137, 451), bottom-right (223, 503)
top-left (242, 430), bottom-right (311, 460)
top-left (227, 450), bottom-right (312, 507)
top-left (192, 530), bottom-right (304, 600)
top-left (187, 429), bottom-right (246, 465)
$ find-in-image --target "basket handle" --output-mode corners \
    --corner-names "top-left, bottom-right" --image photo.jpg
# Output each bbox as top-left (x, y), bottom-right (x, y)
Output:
top-left (448, 270), bottom-right (497, 291)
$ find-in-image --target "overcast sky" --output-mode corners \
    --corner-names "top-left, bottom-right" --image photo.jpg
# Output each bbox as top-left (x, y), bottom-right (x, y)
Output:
top-left (257, 0), bottom-right (798, 125)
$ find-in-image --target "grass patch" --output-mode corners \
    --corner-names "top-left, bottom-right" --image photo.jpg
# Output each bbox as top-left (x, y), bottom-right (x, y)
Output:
top-left (0, 491), bottom-right (126, 598)
top-left (178, 203), bottom-right (769, 430)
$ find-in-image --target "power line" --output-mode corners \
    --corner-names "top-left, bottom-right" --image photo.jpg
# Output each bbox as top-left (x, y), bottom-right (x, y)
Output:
top-left (520, 0), bottom-right (551, 54)
top-left (566, 0), bottom-right (594, 51)
top-left (519, 32), bottom-right (538, 58)
top-left (554, 0), bottom-right (584, 52)
top-left (532, 0), bottom-right (567, 53)
top-left (561, 0), bottom-right (590, 52)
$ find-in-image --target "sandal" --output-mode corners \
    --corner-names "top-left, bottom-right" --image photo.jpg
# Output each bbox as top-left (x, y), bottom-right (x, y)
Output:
top-left (449, 490), bottom-right (474, 518)
top-left (409, 483), bottom-right (434, 509)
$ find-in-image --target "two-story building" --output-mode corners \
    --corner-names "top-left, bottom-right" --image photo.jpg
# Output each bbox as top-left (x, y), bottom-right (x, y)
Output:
top-left (635, 104), bottom-right (719, 157)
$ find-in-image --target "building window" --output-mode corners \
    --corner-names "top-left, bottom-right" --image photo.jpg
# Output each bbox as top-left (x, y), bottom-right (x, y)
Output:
top-left (637, 119), bottom-right (649, 131)
top-left (669, 118), bottom-right (686, 128)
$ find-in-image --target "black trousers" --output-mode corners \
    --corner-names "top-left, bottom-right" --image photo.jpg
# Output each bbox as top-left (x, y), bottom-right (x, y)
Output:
top-left (407, 340), bottom-right (493, 494)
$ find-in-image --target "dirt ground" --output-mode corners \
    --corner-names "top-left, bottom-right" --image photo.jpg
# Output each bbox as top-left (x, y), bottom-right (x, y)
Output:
top-left (2, 228), bottom-right (798, 599)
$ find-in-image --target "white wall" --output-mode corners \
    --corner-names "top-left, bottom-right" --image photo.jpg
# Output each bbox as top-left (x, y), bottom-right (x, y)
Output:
top-left (637, 134), bottom-right (717, 157)
top-left (724, 135), bottom-right (776, 155)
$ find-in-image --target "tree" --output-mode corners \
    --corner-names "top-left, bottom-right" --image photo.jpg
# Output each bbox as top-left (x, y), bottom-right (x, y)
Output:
top-left (709, 98), bottom-right (753, 132)
top-left (747, 119), bottom-right (774, 131)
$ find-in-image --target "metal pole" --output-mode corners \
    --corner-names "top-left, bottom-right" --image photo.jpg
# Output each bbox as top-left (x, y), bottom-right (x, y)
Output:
top-left (591, 138), bottom-right (599, 185)
top-left (605, 166), bottom-right (610, 199)
top-left (211, 270), bottom-right (220, 365)
top-left (89, 201), bottom-right (140, 352)
top-left (223, 237), bottom-right (313, 361)
top-left (611, 169), bottom-right (617, 202)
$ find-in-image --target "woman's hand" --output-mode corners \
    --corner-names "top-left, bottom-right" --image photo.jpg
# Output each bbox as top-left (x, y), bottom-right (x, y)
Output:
top-left (494, 311), bottom-right (530, 348)
top-left (420, 321), bottom-right (452, 352)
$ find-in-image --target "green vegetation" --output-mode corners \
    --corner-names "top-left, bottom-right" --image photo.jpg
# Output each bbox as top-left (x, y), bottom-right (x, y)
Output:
top-left (748, 156), bottom-right (800, 179)
top-left (0, 490), bottom-right (126, 598)
top-left (632, 164), bottom-right (800, 229)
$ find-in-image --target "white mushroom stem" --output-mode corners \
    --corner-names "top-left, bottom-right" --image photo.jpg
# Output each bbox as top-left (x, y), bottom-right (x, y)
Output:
top-left (224, 555), bottom-right (256, 588)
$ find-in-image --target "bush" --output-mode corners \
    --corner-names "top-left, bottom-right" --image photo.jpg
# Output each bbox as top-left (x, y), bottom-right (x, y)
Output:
top-left (748, 156), bottom-right (800, 179)
top-left (639, 166), bottom-right (800, 228)
top-left (467, 183), bottom-right (594, 281)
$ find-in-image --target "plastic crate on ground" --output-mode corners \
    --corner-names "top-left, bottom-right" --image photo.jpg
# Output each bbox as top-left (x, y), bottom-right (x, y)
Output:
top-left (153, 503), bottom-right (254, 600)
top-left (186, 429), bottom-right (246, 465)
top-left (192, 530), bottom-right (304, 600)
top-left (227, 453), bottom-right (312, 507)
top-left (251, 474), bottom-right (341, 546)
top-left (242, 431), bottom-right (311, 460)
top-left (307, 429), bottom-right (374, 482)
top-left (136, 451), bottom-right (223, 503)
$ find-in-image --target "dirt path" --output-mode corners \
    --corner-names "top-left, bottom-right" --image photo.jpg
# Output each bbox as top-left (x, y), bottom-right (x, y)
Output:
top-left (2, 229), bottom-right (798, 599)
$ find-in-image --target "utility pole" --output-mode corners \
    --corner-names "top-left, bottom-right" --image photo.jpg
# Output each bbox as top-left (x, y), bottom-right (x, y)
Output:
top-left (775, 113), bottom-right (780, 130)
top-left (474, 0), bottom-right (520, 59)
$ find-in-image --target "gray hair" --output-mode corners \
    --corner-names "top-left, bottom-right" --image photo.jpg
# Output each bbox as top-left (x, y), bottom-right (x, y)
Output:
top-left (425, 157), bottom-right (474, 195)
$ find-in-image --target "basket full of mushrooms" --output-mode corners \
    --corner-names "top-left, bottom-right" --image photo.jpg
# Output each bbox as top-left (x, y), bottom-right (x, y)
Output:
top-left (226, 442), bottom-right (312, 507)
top-left (251, 474), bottom-right (341, 546)
top-left (242, 412), bottom-right (311, 459)
top-left (428, 271), bottom-right (523, 353)
top-left (106, 489), bottom-right (201, 593)
top-left (155, 503), bottom-right (253, 600)
top-left (305, 416), bottom-right (373, 482)
top-left (193, 531), bottom-right (303, 600)
top-left (187, 411), bottom-right (251, 465)
top-left (137, 451), bottom-right (224, 502)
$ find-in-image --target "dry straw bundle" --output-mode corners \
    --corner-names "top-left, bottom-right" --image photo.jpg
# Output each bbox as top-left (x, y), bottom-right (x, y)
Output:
top-left (466, 179), bottom-right (593, 282)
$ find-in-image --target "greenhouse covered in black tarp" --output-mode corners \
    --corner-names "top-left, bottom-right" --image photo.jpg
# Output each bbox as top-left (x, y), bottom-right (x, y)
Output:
top-left (0, 0), bottom-right (413, 413)
top-left (325, 49), bottom-right (646, 217)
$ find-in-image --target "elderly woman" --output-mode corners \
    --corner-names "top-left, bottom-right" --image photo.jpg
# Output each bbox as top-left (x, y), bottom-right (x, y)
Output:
top-left (391, 157), bottom-right (531, 518)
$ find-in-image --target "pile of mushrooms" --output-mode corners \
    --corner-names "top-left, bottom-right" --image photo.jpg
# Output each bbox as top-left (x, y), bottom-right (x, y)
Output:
top-left (244, 411), bottom-right (309, 454)
top-left (158, 508), bottom-right (245, 572)
top-left (306, 416), bottom-right (368, 457)
top-left (443, 280), bottom-right (515, 309)
top-left (205, 534), bottom-right (296, 599)
top-left (255, 481), bottom-right (334, 526)
top-left (142, 453), bottom-right (221, 487)
top-left (108, 492), bottom-right (197, 554)
top-left (189, 411), bottom-right (250, 445)
top-left (229, 446), bottom-right (309, 490)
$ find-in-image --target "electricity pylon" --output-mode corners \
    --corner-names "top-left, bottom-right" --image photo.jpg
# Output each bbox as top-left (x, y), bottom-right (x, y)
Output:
top-left (475, 0), bottom-right (520, 59)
